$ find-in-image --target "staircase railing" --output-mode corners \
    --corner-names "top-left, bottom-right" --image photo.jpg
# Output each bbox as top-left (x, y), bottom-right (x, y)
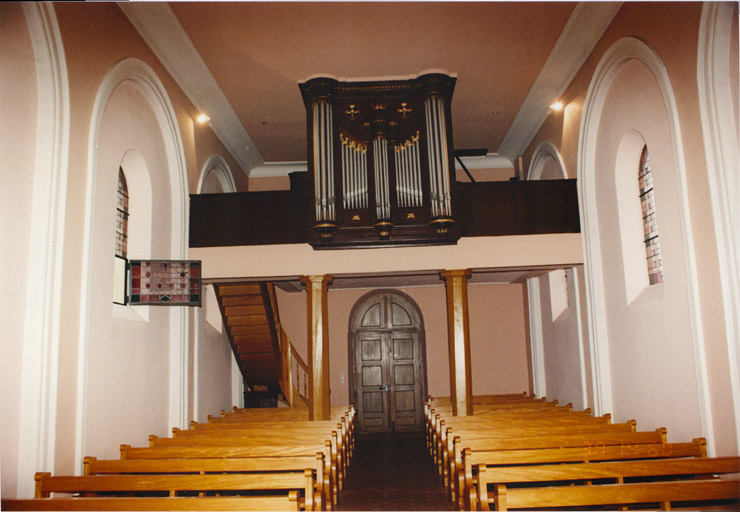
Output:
top-left (279, 325), bottom-right (309, 408)
top-left (266, 283), bottom-right (309, 408)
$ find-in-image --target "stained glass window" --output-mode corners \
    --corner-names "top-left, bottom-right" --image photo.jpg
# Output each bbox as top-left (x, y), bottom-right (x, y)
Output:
top-left (639, 145), bottom-right (663, 285)
top-left (115, 168), bottom-right (129, 259)
top-left (128, 260), bottom-right (201, 306)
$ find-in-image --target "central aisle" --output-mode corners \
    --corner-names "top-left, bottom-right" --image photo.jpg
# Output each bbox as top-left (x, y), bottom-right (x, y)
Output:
top-left (338, 432), bottom-right (455, 511)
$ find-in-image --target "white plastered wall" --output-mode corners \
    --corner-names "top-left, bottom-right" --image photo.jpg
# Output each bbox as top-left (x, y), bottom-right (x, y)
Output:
top-left (76, 58), bottom-right (191, 469)
top-left (581, 40), bottom-right (709, 446)
top-left (525, 142), bottom-right (588, 409)
top-left (194, 283), bottom-right (237, 422)
top-left (1, 3), bottom-right (40, 498)
top-left (1, 3), bottom-right (70, 498)
top-left (82, 80), bottom-right (173, 461)
top-left (193, 158), bottom-right (240, 420)
top-left (697, 1), bottom-right (740, 454)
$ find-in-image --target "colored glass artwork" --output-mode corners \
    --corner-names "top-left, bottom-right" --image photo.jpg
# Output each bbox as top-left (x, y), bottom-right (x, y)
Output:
top-left (116, 169), bottom-right (129, 259)
top-left (129, 260), bottom-right (201, 306)
top-left (639, 146), bottom-right (663, 285)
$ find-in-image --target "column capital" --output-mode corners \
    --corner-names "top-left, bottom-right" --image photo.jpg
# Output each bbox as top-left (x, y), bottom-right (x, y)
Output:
top-left (300, 274), bottom-right (334, 287)
top-left (439, 268), bottom-right (472, 281)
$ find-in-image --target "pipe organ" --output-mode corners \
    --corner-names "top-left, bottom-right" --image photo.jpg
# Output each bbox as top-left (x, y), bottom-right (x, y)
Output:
top-left (299, 72), bottom-right (460, 248)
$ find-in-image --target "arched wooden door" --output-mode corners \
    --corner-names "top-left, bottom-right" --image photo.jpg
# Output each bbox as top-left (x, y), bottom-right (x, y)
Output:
top-left (349, 290), bottom-right (427, 433)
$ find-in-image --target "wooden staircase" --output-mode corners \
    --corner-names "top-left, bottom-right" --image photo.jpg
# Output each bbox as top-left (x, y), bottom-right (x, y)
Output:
top-left (214, 282), bottom-right (282, 393)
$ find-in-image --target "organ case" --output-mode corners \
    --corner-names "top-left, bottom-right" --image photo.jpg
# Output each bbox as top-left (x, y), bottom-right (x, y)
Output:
top-left (299, 72), bottom-right (461, 248)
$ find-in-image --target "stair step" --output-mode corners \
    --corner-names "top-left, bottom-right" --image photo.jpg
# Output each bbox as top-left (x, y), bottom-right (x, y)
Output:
top-left (231, 325), bottom-right (271, 335)
top-left (243, 372), bottom-right (280, 381)
top-left (214, 281), bottom-right (286, 400)
top-left (221, 295), bottom-right (264, 307)
top-left (218, 284), bottom-right (261, 296)
top-left (227, 315), bottom-right (269, 327)
top-left (241, 355), bottom-right (279, 365)
top-left (224, 305), bottom-right (266, 316)
top-left (235, 340), bottom-right (273, 351)
top-left (238, 352), bottom-right (280, 362)
top-left (234, 334), bottom-right (272, 344)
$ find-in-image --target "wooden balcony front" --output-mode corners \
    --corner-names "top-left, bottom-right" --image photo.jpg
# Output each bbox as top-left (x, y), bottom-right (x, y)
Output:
top-left (189, 177), bottom-right (580, 249)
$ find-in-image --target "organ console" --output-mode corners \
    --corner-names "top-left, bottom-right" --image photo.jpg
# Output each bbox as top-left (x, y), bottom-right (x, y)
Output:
top-left (299, 71), bottom-right (461, 248)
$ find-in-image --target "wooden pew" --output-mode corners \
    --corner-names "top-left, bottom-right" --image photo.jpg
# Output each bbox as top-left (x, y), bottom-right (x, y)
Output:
top-left (449, 428), bottom-right (667, 507)
top-left (121, 443), bottom-right (339, 509)
top-left (477, 456), bottom-right (740, 510)
top-left (149, 430), bottom-right (346, 498)
top-left (424, 395), bottom-right (544, 440)
top-left (425, 400), bottom-right (583, 456)
top-left (492, 479), bottom-right (740, 511)
top-left (179, 419), bottom-right (354, 470)
top-left (205, 406), bottom-right (356, 458)
top-left (426, 393), bottom-right (535, 405)
top-left (150, 430), bottom-right (343, 490)
top-left (436, 420), bottom-right (637, 485)
top-left (432, 411), bottom-right (612, 490)
top-left (429, 404), bottom-right (580, 445)
top-left (30, 470), bottom-right (316, 509)
top-left (430, 408), bottom-right (603, 469)
top-left (424, 398), bottom-right (560, 445)
top-left (2, 494), bottom-right (300, 511)
top-left (3, 405), bottom-right (355, 512)
top-left (213, 405), bottom-right (351, 423)
top-left (84, 454), bottom-right (326, 511)
top-left (460, 437), bottom-right (708, 510)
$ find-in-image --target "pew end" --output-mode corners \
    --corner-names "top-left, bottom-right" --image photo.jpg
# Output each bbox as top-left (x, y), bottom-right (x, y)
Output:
top-left (82, 457), bottom-right (95, 476)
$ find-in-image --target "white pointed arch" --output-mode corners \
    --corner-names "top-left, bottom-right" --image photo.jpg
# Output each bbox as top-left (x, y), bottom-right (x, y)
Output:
top-left (527, 141), bottom-right (567, 180)
top-left (15, 2), bottom-right (70, 498)
top-left (697, 1), bottom-right (740, 450)
top-left (197, 154), bottom-right (237, 193)
top-left (578, 37), bottom-right (713, 452)
top-left (76, 57), bottom-right (190, 472)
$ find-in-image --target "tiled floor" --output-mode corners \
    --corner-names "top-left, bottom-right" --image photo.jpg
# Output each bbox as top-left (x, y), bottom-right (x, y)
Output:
top-left (337, 431), bottom-right (456, 511)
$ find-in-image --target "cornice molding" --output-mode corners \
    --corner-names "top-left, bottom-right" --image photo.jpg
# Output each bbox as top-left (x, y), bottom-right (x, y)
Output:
top-left (497, 2), bottom-right (622, 162)
top-left (249, 154), bottom-right (513, 178)
top-left (118, 3), bottom-right (262, 175)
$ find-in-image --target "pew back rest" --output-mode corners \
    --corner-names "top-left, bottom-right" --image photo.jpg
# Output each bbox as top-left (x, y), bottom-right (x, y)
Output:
top-left (35, 471), bottom-right (312, 495)
top-left (464, 438), bottom-right (706, 468)
top-left (84, 453), bottom-right (326, 509)
top-left (1, 494), bottom-right (301, 511)
top-left (455, 428), bottom-right (666, 453)
top-left (491, 479), bottom-right (740, 511)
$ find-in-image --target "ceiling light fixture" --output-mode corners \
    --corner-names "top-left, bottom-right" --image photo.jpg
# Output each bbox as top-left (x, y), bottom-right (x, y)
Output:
top-left (550, 101), bottom-right (564, 112)
top-left (196, 113), bottom-right (210, 124)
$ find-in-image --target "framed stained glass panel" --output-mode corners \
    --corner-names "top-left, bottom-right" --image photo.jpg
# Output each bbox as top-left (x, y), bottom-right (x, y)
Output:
top-left (128, 260), bottom-right (201, 306)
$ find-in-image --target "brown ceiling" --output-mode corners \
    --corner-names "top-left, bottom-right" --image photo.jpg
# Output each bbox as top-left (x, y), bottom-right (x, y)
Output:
top-left (169, 2), bottom-right (577, 163)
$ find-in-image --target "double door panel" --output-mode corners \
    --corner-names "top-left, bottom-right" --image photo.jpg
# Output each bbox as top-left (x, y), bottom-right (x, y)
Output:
top-left (355, 331), bottom-right (423, 433)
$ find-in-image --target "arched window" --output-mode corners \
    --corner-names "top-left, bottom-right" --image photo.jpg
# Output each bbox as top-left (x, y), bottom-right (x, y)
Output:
top-left (113, 167), bottom-right (129, 304)
top-left (115, 167), bottom-right (129, 258)
top-left (638, 145), bottom-right (663, 284)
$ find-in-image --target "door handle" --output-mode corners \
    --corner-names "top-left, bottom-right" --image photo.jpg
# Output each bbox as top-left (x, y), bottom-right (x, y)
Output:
top-left (378, 385), bottom-right (390, 392)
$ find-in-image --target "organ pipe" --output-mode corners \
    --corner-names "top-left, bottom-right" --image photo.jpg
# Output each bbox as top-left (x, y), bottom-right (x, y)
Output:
top-left (312, 100), bottom-right (336, 239)
top-left (341, 133), bottom-right (368, 209)
top-left (394, 132), bottom-right (423, 208)
top-left (373, 136), bottom-right (391, 221)
top-left (299, 72), bottom-right (457, 245)
top-left (424, 94), bottom-right (454, 233)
